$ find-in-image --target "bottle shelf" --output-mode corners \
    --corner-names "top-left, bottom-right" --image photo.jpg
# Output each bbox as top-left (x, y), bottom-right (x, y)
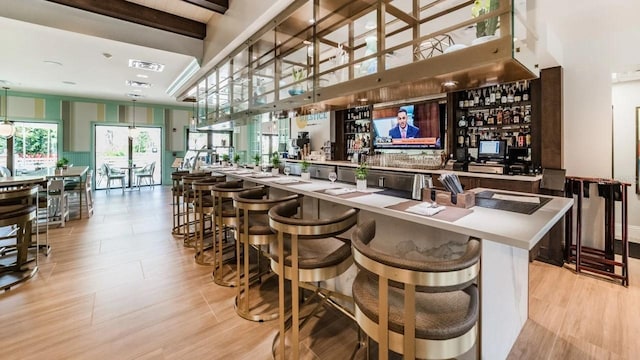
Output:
top-left (465, 123), bottom-right (531, 130)
top-left (458, 101), bottom-right (531, 112)
top-left (345, 132), bottom-right (371, 135)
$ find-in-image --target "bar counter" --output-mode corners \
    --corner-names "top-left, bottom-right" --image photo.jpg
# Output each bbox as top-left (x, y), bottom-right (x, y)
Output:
top-left (283, 158), bottom-right (542, 183)
top-left (208, 166), bottom-right (572, 358)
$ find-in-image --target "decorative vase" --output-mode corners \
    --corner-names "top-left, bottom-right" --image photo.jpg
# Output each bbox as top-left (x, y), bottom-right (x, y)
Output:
top-left (233, 163), bottom-right (238, 169)
top-left (222, 161), bottom-right (228, 167)
top-left (288, 85), bottom-right (305, 96)
top-left (301, 172), bottom-right (311, 181)
top-left (272, 168), bottom-right (280, 176)
top-left (356, 179), bottom-right (367, 191)
top-left (254, 165), bottom-right (261, 172)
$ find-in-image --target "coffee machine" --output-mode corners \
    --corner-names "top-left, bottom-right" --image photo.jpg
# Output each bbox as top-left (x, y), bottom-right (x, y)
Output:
top-left (287, 132), bottom-right (311, 159)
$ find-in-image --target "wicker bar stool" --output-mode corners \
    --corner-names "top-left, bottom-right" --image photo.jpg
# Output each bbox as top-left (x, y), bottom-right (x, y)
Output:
top-left (181, 172), bottom-right (213, 248)
top-left (171, 170), bottom-right (190, 236)
top-left (0, 185), bottom-right (39, 291)
top-left (192, 175), bottom-right (227, 265)
top-left (211, 180), bottom-right (258, 287)
top-left (351, 219), bottom-right (480, 359)
top-left (268, 199), bottom-right (359, 359)
top-left (232, 188), bottom-right (302, 321)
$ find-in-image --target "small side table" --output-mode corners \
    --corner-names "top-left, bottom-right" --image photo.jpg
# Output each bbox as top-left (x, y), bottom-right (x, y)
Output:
top-left (564, 177), bottom-right (629, 286)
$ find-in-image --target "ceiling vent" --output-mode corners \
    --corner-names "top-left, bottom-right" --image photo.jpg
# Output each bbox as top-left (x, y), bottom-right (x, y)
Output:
top-left (128, 59), bottom-right (165, 72)
top-left (126, 80), bottom-right (151, 88)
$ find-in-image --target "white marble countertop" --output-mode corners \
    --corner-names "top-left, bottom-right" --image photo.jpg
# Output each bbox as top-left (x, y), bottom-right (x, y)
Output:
top-left (208, 167), bottom-right (572, 250)
top-left (282, 159), bottom-right (542, 182)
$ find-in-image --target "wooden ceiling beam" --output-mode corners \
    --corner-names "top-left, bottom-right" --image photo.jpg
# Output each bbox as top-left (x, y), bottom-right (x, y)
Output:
top-left (181, 0), bottom-right (228, 14)
top-left (46, 0), bottom-right (207, 39)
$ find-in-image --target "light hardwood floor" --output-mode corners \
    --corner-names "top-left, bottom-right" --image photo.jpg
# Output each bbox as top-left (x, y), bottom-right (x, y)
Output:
top-left (0, 187), bottom-right (637, 359)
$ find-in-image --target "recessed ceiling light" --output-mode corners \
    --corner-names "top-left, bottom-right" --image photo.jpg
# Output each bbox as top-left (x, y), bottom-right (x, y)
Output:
top-left (62, 81), bottom-right (76, 85)
top-left (136, 74), bottom-right (149, 78)
top-left (126, 80), bottom-right (151, 88)
top-left (442, 81), bottom-right (458, 87)
top-left (128, 59), bottom-right (165, 72)
top-left (365, 22), bottom-right (376, 30)
top-left (358, 98), bottom-right (368, 102)
top-left (126, 93), bottom-right (143, 98)
top-left (308, 19), bottom-right (315, 24)
top-left (44, 60), bottom-right (63, 66)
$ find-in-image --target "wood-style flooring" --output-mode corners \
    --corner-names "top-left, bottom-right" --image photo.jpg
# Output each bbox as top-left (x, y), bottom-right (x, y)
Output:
top-left (0, 187), bottom-right (637, 359)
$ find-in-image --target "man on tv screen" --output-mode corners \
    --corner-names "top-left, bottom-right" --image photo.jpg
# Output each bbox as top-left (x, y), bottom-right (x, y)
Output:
top-left (388, 108), bottom-right (420, 139)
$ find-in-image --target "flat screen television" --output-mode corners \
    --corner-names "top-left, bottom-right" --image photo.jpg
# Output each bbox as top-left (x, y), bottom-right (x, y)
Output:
top-left (478, 140), bottom-right (507, 161)
top-left (372, 101), bottom-right (445, 150)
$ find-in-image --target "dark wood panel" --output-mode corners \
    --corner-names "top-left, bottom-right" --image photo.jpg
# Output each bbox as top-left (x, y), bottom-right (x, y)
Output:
top-left (476, 177), bottom-right (540, 193)
top-left (540, 66), bottom-right (563, 169)
top-left (181, 0), bottom-right (228, 14)
top-left (46, 0), bottom-right (207, 39)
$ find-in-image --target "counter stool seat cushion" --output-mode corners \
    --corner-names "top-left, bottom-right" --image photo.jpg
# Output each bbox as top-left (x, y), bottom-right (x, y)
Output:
top-left (237, 213), bottom-right (273, 236)
top-left (195, 195), bottom-right (214, 208)
top-left (220, 200), bottom-right (237, 218)
top-left (269, 235), bottom-right (351, 270)
top-left (353, 271), bottom-right (479, 340)
top-left (0, 204), bottom-right (37, 219)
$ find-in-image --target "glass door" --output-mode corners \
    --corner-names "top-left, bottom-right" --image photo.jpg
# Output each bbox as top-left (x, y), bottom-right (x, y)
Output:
top-left (13, 122), bottom-right (58, 175)
top-left (95, 125), bottom-right (162, 189)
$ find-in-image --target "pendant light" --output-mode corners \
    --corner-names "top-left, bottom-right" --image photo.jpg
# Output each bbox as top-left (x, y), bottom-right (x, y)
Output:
top-left (189, 100), bottom-right (197, 132)
top-left (0, 87), bottom-right (15, 138)
top-left (128, 99), bottom-right (139, 139)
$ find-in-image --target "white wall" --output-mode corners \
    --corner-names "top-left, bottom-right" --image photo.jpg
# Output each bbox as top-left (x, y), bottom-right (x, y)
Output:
top-left (613, 81), bottom-right (640, 242)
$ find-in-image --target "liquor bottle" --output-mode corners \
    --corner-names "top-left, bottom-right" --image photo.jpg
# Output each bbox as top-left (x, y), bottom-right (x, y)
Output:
top-left (486, 109), bottom-right (495, 125)
top-left (490, 86), bottom-right (497, 104)
top-left (514, 82), bottom-right (522, 102)
top-left (525, 128), bottom-right (532, 147)
top-left (512, 108), bottom-right (521, 124)
top-left (517, 128), bottom-right (526, 147)
top-left (459, 92), bottom-right (465, 108)
top-left (474, 90), bottom-right (480, 106)
top-left (470, 131), bottom-right (478, 148)
top-left (501, 85), bottom-right (508, 104)
top-left (458, 115), bottom-right (467, 128)
top-left (507, 85), bottom-right (515, 103)
top-left (496, 108), bottom-right (503, 125)
top-left (457, 129), bottom-right (465, 147)
top-left (522, 81), bottom-right (530, 101)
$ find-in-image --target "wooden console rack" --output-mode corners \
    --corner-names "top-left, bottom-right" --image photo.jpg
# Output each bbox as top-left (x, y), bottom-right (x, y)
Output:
top-left (564, 176), bottom-right (630, 286)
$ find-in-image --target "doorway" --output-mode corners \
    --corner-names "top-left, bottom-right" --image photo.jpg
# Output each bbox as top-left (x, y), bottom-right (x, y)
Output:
top-left (94, 125), bottom-right (162, 189)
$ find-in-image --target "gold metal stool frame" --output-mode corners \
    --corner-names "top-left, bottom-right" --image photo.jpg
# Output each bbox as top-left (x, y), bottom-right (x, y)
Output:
top-left (268, 198), bottom-right (359, 359)
top-left (233, 188), bottom-right (302, 322)
top-left (192, 175), bottom-right (227, 265)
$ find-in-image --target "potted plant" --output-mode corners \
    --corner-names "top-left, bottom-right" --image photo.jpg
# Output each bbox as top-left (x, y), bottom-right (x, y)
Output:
top-left (271, 152), bottom-right (281, 175)
top-left (300, 159), bottom-right (311, 180)
top-left (355, 162), bottom-right (368, 191)
top-left (56, 157), bottom-right (70, 171)
top-left (253, 154), bottom-right (261, 172)
top-left (288, 67), bottom-right (306, 96)
top-left (472, 0), bottom-right (499, 44)
top-left (221, 154), bottom-right (230, 167)
top-left (233, 153), bottom-right (241, 168)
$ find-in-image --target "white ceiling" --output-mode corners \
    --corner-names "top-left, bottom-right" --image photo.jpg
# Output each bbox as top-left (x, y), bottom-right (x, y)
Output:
top-left (0, 0), bottom-right (216, 106)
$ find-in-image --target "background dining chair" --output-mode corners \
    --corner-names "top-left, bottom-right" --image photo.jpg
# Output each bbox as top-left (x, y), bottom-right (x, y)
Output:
top-left (134, 161), bottom-right (156, 189)
top-left (103, 163), bottom-right (125, 193)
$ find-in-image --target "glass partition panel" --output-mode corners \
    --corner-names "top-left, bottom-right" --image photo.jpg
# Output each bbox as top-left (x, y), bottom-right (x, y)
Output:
top-left (218, 60), bottom-right (231, 116)
top-left (512, 0), bottom-right (538, 76)
top-left (276, 0), bottom-right (314, 99)
top-left (252, 59), bottom-right (275, 106)
top-left (352, 9), bottom-right (378, 78)
top-left (206, 71), bottom-right (218, 120)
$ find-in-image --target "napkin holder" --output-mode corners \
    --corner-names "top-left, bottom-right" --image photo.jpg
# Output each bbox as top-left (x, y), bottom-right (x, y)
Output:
top-left (422, 188), bottom-right (475, 209)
